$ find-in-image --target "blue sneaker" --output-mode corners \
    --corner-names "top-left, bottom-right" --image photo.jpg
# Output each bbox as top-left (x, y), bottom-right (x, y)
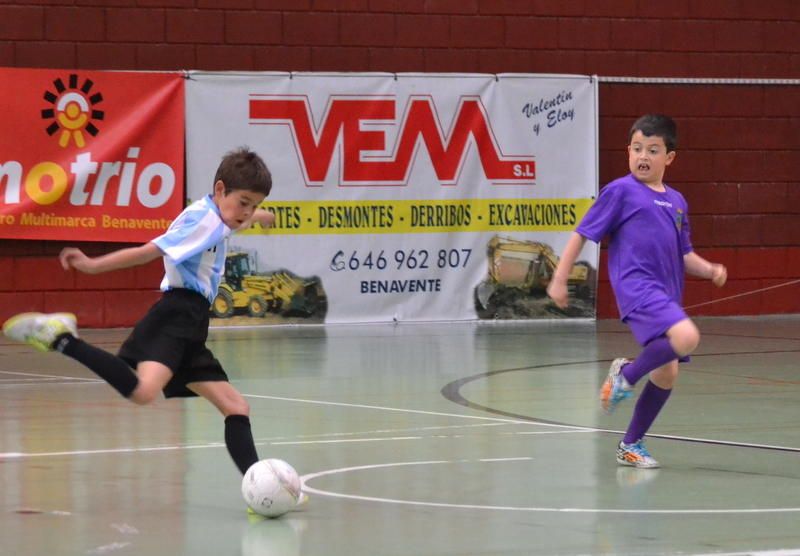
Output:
top-left (616, 440), bottom-right (660, 469)
top-left (600, 357), bottom-right (633, 414)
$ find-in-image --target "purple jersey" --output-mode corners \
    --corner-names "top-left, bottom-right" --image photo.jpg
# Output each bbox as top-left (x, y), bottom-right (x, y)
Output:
top-left (576, 173), bottom-right (692, 318)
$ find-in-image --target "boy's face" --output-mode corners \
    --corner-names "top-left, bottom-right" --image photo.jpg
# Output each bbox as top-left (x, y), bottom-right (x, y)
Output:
top-left (212, 180), bottom-right (265, 229)
top-left (627, 130), bottom-right (675, 187)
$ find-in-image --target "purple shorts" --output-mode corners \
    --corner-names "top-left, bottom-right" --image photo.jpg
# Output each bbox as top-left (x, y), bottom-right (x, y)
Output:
top-left (623, 296), bottom-right (691, 362)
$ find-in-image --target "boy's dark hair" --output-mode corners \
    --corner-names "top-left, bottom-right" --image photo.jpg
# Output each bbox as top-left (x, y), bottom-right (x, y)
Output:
top-left (629, 114), bottom-right (677, 152)
top-left (214, 147), bottom-right (272, 197)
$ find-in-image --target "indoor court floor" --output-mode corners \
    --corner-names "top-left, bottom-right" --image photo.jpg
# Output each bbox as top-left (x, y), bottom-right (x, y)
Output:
top-left (1, 315), bottom-right (799, 556)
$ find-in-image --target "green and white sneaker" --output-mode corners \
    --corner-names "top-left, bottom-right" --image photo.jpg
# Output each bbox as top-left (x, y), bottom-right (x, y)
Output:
top-left (2, 312), bottom-right (78, 352)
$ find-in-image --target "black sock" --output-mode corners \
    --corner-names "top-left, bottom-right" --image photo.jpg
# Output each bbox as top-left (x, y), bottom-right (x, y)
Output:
top-left (55, 334), bottom-right (139, 398)
top-left (225, 414), bottom-right (259, 475)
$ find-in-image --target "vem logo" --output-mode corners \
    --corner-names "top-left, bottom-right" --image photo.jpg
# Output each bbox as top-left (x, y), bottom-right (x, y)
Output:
top-left (249, 96), bottom-right (535, 186)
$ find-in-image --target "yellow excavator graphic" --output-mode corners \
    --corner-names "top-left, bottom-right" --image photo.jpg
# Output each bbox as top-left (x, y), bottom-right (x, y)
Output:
top-left (475, 236), bottom-right (595, 317)
top-left (211, 252), bottom-right (326, 318)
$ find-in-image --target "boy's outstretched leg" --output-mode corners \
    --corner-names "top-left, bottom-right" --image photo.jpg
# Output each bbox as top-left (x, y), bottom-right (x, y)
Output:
top-left (615, 374), bottom-right (673, 469)
top-left (617, 361), bottom-right (678, 469)
top-left (624, 376), bottom-right (673, 445)
top-left (3, 312), bottom-right (139, 398)
top-left (189, 381), bottom-right (259, 475)
top-left (225, 414), bottom-right (260, 475)
top-left (190, 381), bottom-right (308, 511)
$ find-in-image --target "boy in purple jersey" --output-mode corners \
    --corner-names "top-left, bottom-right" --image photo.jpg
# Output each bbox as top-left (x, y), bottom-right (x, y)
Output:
top-left (548, 115), bottom-right (727, 468)
top-left (2, 148), bottom-right (297, 498)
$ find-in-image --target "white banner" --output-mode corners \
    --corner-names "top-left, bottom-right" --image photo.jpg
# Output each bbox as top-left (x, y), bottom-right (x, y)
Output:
top-left (186, 72), bottom-right (598, 325)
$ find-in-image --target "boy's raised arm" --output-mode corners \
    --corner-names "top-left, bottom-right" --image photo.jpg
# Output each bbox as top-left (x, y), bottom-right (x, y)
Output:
top-left (60, 242), bottom-right (163, 275)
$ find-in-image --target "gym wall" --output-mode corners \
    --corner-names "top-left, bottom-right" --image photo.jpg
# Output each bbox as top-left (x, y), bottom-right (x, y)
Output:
top-left (1, 1), bottom-right (798, 325)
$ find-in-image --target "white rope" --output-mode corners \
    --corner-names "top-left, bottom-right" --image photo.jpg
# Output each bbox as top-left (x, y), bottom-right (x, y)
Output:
top-left (684, 278), bottom-right (800, 310)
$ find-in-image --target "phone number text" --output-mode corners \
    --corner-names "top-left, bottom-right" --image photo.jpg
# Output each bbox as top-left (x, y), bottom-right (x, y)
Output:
top-left (330, 248), bottom-right (472, 272)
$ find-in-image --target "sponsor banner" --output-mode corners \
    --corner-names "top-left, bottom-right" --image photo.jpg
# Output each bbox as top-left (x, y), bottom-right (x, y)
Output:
top-left (0, 68), bottom-right (184, 242)
top-left (187, 72), bottom-right (598, 324)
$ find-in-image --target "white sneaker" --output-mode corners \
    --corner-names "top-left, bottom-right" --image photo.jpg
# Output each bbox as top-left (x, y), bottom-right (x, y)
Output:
top-left (2, 312), bottom-right (78, 352)
top-left (616, 440), bottom-right (660, 469)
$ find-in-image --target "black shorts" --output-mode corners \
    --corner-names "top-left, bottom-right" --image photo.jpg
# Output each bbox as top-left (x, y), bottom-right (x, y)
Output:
top-left (118, 288), bottom-right (229, 398)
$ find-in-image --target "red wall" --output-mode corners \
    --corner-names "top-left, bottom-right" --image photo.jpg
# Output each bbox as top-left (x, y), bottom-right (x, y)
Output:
top-left (1, 1), bottom-right (799, 325)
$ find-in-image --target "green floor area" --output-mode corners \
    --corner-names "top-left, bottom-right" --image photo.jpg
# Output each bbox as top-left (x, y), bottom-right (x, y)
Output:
top-left (2, 316), bottom-right (799, 555)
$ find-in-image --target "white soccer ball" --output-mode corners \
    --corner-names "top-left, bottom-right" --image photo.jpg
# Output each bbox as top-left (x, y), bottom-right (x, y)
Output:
top-left (242, 458), bottom-right (301, 518)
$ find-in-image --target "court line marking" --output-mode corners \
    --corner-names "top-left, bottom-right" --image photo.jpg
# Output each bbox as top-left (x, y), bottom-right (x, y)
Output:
top-left (243, 393), bottom-right (590, 430)
top-left (0, 378), bottom-right (105, 388)
top-left (0, 428), bottom-right (588, 459)
top-left (0, 378), bottom-right (83, 382)
top-left (272, 436), bottom-right (422, 445)
top-left (693, 551), bottom-right (800, 556)
top-left (479, 457), bottom-right (532, 462)
top-left (0, 370), bottom-right (98, 381)
top-left (300, 459), bottom-right (800, 515)
top-left (245, 393), bottom-right (800, 453)
top-left (2, 390), bottom-right (796, 457)
top-left (255, 421), bottom-right (512, 442)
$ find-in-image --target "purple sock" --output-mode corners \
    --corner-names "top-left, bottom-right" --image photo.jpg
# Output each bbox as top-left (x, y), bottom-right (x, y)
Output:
top-left (623, 381), bottom-right (672, 444)
top-left (621, 336), bottom-right (679, 386)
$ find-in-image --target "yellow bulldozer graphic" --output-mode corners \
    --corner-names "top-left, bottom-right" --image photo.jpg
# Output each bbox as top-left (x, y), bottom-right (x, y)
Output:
top-left (211, 252), bottom-right (326, 319)
top-left (475, 236), bottom-right (596, 318)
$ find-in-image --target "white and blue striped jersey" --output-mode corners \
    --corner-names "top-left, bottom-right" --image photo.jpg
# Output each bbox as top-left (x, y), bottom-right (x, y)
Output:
top-left (152, 195), bottom-right (232, 303)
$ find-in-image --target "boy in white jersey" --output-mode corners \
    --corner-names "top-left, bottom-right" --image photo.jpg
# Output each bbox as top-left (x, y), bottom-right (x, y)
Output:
top-left (2, 148), bottom-right (296, 504)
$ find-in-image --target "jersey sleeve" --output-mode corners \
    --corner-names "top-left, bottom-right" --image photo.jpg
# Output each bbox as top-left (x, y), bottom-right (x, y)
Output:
top-left (576, 182), bottom-right (624, 243)
top-left (152, 208), bottom-right (230, 264)
top-left (680, 200), bottom-right (693, 255)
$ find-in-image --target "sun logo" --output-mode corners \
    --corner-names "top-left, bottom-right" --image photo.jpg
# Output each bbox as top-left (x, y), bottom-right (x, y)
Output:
top-left (41, 74), bottom-right (104, 148)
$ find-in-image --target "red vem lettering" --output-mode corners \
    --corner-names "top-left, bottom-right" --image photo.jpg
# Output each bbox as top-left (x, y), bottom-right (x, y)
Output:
top-left (249, 96), bottom-right (535, 186)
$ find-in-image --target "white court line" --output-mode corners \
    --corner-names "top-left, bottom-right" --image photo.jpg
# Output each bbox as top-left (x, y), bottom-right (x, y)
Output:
top-left (0, 378), bottom-right (105, 389)
top-left (693, 551), bottom-right (800, 556)
top-left (0, 378), bottom-right (76, 382)
top-left (300, 459), bottom-right (800, 515)
top-left (3, 391), bottom-right (796, 459)
top-left (0, 370), bottom-right (97, 381)
top-left (245, 393), bottom-right (800, 452)
top-left (0, 381), bottom-right (104, 388)
top-left (0, 444), bottom-right (224, 458)
top-left (254, 421), bottom-right (511, 442)
top-left (272, 436), bottom-right (422, 446)
top-left (478, 457), bottom-right (533, 462)
top-left (507, 429), bottom-right (592, 436)
top-left (243, 393), bottom-right (590, 430)
top-left (0, 427), bottom-right (580, 459)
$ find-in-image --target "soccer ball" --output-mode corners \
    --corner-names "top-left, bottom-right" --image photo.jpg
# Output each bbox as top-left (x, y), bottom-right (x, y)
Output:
top-left (242, 459), bottom-right (302, 518)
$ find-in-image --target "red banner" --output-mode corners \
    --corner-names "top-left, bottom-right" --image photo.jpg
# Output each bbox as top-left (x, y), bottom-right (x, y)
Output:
top-left (0, 68), bottom-right (184, 242)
